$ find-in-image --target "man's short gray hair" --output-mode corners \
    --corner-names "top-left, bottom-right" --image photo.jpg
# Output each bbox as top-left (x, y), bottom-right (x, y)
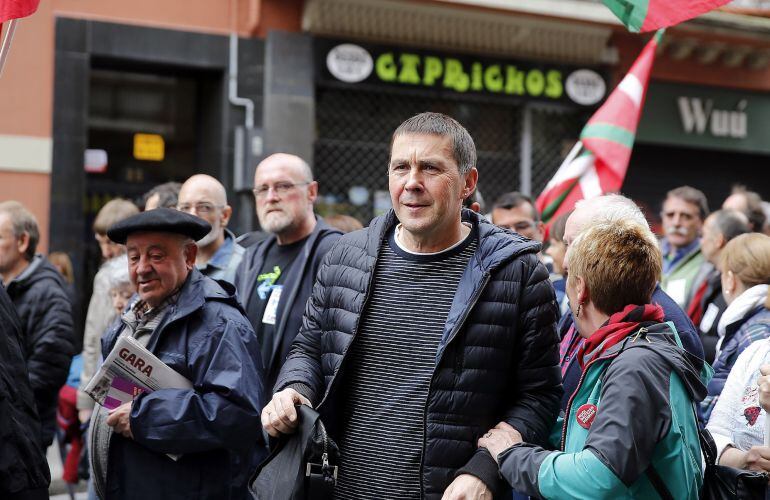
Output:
top-left (0, 201), bottom-right (39, 261)
top-left (575, 194), bottom-right (648, 227)
top-left (711, 209), bottom-right (750, 242)
top-left (391, 112), bottom-right (477, 175)
top-left (103, 255), bottom-right (130, 290)
top-left (574, 194), bottom-right (656, 246)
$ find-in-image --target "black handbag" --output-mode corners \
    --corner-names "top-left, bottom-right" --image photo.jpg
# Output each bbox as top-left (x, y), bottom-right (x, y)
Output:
top-left (249, 405), bottom-right (339, 500)
top-left (698, 427), bottom-right (768, 500)
top-left (646, 424), bottom-right (768, 500)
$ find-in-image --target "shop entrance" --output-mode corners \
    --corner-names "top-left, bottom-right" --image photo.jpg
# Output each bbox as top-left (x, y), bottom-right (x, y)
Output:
top-left (76, 63), bottom-right (226, 323)
top-left (81, 64), bottom-right (224, 296)
top-left (50, 20), bottom-right (246, 345)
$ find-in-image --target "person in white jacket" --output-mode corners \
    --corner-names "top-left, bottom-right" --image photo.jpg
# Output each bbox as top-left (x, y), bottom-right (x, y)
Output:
top-left (707, 338), bottom-right (770, 471)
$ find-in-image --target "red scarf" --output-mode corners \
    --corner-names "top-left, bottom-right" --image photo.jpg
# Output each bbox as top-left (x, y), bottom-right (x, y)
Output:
top-left (577, 303), bottom-right (665, 369)
top-left (686, 279), bottom-right (709, 325)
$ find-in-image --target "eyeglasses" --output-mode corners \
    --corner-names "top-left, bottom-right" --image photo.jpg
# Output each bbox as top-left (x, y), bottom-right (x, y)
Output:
top-left (176, 202), bottom-right (224, 215)
top-left (252, 182), bottom-right (310, 199)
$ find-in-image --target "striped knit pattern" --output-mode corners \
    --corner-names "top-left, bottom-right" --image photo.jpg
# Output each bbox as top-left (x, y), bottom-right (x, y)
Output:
top-left (334, 228), bottom-right (477, 499)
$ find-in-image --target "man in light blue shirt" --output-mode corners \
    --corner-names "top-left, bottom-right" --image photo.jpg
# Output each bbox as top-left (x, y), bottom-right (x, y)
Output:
top-left (177, 174), bottom-right (244, 284)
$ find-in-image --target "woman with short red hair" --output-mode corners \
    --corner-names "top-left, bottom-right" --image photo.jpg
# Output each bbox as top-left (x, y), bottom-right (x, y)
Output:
top-left (479, 219), bottom-right (707, 499)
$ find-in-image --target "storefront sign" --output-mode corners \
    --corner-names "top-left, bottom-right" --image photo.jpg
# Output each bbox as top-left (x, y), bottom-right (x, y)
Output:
top-left (317, 39), bottom-right (608, 107)
top-left (637, 82), bottom-right (769, 155)
top-left (133, 133), bottom-right (165, 161)
top-left (677, 97), bottom-right (747, 139)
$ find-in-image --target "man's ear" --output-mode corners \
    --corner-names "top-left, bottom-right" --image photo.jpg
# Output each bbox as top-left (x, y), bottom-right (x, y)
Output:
top-left (307, 181), bottom-right (319, 204)
top-left (16, 232), bottom-right (30, 257)
top-left (221, 205), bottom-right (232, 228)
top-left (463, 168), bottom-right (478, 199)
top-left (184, 242), bottom-right (198, 269)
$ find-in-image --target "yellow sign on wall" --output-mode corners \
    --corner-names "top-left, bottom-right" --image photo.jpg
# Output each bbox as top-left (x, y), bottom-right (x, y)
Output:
top-left (133, 133), bottom-right (165, 161)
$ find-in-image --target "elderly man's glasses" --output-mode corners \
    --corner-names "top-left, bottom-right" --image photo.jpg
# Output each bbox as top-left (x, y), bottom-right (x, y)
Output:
top-left (176, 202), bottom-right (223, 215)
top-left (252, 182), bottom-right (309, 199)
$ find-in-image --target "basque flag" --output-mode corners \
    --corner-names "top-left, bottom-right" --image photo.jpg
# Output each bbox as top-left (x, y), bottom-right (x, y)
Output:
top-left (603, 0), bottom-right (731, 32)
top-left (1, 0), bottom-right (40, 76)
top-left (536, 31), bottom-right (662, 227)
top-left (1, 0), bottom-right (40, 23)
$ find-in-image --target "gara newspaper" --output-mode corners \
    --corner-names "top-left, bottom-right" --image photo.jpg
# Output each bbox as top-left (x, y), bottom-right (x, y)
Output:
top-left (85, 334), bottom-right (192, 410)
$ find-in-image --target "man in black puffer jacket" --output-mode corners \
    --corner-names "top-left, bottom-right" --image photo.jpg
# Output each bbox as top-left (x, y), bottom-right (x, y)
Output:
top-left (262, 113), bottom-right (562, 499)
top-left (0, 283), bottom-right (50, 499)
top-left (0, 201), bottom-right (75, 449)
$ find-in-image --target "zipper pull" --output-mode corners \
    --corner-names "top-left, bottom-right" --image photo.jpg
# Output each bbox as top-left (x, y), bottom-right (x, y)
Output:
top-left (631, 327), bottom-right (649, 342)
top-left (322, 452), bottom-right (329, 469)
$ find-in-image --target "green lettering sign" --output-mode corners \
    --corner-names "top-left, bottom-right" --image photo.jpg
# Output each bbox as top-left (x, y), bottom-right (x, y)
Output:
top-left (398, 54), bottom-right (421, 85)
top-left (327, 40), bottom-right (603, 106)
top-left (505, 66), bottom-right (525, 95)
top-left (526, 70), bottom-right (545, 96)
top-left (471, 62), bottom-right (484, 92)
top-left (423, 56), bottom-right (443, 86)
top-left (484, 65), bottom-right (503, 93)
top-left (376, 53), bottom-right (397, 82)
top-left (545, 70), bottom-right (563, 99)
top-left (443, 59), bottom-right (470, 92)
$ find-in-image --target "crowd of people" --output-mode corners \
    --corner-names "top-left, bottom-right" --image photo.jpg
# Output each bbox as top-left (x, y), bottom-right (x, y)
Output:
top-left (1, 111), bottom-right (770, 499)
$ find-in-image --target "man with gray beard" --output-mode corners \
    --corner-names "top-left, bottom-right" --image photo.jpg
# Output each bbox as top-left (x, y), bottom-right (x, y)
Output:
top-left (235, 154), bottom-right (341, 389)
top-left (177, 174), bottom-right (244, 284)
top-left (659, 186), bottom-right (709, 308)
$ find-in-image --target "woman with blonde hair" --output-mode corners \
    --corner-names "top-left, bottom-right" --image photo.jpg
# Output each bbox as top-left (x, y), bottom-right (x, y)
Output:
top-left (478, 220), bottom-right (707, 498)
top-left (701, 233), bottom-right (770, 423)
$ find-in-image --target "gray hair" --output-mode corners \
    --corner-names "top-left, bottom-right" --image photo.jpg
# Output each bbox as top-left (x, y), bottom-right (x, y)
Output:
top-left (0, 201), bottom-right (39, 261)
top-left (666, 185), bottom-right (709, 220)
top-left (574, 194), bottom-right (656, 246)
top-left (102, 255), bottom-right (130, 290)
top-left (710, 209), bottom-right (750, 242)
top-left (391, 112), bottom-right (477, 175)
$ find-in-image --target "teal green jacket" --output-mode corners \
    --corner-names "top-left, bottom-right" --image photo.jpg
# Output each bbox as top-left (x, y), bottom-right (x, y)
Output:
top-left (499, 322), bottom-right (710, 499)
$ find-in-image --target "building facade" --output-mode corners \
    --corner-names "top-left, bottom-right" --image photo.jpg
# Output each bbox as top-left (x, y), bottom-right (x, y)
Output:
top-left (1, 0), bottom-right (769, 328)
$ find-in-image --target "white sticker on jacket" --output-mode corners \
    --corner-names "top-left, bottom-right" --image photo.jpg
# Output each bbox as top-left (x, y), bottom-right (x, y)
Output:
top-left (700, 303), bottom-right (720, 333)
top-left (262, 285), bottom-right (283, 325)
top-left (665, 279), bottom-right (687, 307)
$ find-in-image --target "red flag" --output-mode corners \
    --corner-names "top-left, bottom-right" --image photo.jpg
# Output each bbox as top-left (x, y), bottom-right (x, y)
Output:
top-left (603, 0), bottom-right (730, 33)
top-left (536, 32), bottom-right (662, 228)
top-left (0, 0), bottom-right (39, 23)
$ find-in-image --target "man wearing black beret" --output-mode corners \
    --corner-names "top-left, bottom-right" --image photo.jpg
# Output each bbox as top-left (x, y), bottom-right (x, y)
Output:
top-left (89, 208), bottom-right (266, 499)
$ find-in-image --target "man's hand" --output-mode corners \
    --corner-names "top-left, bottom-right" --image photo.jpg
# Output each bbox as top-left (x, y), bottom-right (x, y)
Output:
top-left (477, 422), bottom-right (523, 464)
top-left (106, 402), bottom-right (133, 439)
top-left (261, 388), bottom-right (312, 438)
top-left (441, 474), bottom-right (492, 500)
top-left (758, 365), bottom-right (770, 411)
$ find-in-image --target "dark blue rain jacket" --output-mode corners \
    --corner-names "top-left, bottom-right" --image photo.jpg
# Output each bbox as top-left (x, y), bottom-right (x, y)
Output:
top-left (100, 269), bottom-right (266, 499)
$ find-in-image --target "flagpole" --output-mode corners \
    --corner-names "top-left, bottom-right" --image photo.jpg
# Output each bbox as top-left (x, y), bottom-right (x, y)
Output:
top-left (0, 19), bottom-right (19, 79)
top-left (559, 140), bottom-right (583, 170)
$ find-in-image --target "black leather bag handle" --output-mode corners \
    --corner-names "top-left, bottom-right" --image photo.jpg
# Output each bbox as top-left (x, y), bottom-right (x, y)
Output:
top-left (249, 405), bottom-right (337, 500)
